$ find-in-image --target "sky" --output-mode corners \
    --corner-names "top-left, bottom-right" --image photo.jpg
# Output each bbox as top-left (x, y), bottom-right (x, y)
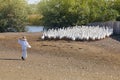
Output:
top-left (27, 0), bottom-right (41, 4)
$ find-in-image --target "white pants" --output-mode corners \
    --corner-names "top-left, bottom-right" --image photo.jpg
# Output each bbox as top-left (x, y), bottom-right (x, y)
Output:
top-left (22, 47), bottom-right (27, 59)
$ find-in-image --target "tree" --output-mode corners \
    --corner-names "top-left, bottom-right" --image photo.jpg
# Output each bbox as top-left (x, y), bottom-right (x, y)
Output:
top-left (27, 4), bottom-right (43, 25)
top-left (110, 0), bottom-right (120, 21)
top-left (0, 0), bottom-right (28, 32)
top-left (88, 0), bottom-right (118, 22)
top-left (37, 0), bottom-right (119, 28)
top-left (37, 0), bottom-right (79, 28)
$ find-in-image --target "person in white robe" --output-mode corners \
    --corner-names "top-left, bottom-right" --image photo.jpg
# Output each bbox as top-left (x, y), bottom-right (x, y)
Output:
top-left (18, 36), bottom-right (31, 60)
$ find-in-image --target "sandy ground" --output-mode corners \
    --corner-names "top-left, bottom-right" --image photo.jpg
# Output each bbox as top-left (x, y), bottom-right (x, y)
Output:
top-left (0, 32), bottom-right (120, 80)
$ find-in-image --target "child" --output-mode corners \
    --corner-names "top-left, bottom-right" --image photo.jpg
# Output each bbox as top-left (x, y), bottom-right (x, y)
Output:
top-left (18, 36), bottom-right (31, 60)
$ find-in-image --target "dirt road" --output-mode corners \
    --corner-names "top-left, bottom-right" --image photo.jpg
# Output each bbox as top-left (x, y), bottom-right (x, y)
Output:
top-left (0, 32), bottom-right (120, 80)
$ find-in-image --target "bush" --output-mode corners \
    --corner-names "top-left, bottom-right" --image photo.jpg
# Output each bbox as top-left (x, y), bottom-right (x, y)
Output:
top-left (116, 16), bottom-right (120, 21)
top-left (28, 14), bottom-right (43, 25)
top-left (0, 0), bottom-right (28, 32)
top-left (37, 0), bottom-right (118, 29)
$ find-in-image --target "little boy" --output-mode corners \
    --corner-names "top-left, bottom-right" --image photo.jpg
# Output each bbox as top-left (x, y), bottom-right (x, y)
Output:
top-left (18, 36), bottom-right (31, 60)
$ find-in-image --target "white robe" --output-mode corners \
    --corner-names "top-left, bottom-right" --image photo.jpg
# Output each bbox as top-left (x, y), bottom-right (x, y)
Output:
top-left (18, 39), bottom-right (31, 59)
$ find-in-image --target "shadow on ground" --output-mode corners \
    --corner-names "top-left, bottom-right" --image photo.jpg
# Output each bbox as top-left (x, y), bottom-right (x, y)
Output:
top-left (111, 35), bottom-right (120, 42)
top-left (0, 58), bottom-right (21, 61)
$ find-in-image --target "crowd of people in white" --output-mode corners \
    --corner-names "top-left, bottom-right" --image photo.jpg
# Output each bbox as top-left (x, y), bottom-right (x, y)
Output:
top-left (41, 26), bottom-right (113, 41)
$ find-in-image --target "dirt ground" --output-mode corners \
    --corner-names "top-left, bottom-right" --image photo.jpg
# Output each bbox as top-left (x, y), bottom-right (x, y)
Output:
top-left (0, 32), bottom-right (120, 80)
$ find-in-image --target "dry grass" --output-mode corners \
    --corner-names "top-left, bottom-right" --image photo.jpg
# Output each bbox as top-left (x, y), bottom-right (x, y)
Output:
top-left (0, 32), bottom-right (120, 80)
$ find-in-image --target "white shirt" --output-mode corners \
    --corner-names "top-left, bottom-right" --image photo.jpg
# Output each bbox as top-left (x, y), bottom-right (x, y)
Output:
top-left (18, 39), bottom-right (31, 49)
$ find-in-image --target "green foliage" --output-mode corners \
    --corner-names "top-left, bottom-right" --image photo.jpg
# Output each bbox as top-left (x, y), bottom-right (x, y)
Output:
top-left (37, 0), bottom-right (119, 28)
top-left (28, 14), bottom-right (43, 25)
top-left (110, 0), bottom-right (120, 21)
top-left (37, 0), bottom-right (78, 28)
top-left (0, 0), bottom-right (28, 32)
top-left (27, 4), bottom-right (43, 25)
top-left (87, 0), bottom-right (118, 22)
top-left (27, 4), bottom-right (38, 15)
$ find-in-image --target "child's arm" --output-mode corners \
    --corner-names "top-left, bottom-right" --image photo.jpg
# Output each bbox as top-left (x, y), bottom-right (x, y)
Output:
top-left (18, 39), bottom-right (21, 45)
top-left (26, 41), bottom-right (31, 48)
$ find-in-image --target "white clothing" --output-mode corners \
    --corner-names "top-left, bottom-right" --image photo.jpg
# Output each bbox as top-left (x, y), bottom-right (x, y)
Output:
top-left (18, 39), bottom-right (31, 59)
top-left (22, 47), bottom-right (27, 59)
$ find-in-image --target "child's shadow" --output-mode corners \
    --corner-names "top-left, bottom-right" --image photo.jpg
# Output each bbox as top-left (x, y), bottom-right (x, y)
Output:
top-left (0, 58), bottom-right (21, 61)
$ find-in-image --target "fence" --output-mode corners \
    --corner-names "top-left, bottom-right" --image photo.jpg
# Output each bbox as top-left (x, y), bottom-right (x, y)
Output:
top-left (87, 21), bottom-right (120, 34)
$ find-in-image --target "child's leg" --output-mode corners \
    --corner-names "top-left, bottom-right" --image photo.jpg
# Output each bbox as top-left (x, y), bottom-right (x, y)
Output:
top-left (22, 47), bottom-right (27, 60)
